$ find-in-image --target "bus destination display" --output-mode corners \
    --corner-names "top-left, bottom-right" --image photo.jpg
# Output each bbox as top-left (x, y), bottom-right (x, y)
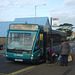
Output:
top-left (9, 24), bottom-right (38, 31)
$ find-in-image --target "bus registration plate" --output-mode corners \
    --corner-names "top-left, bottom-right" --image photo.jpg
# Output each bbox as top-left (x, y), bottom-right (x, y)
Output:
top-left (15, 59), bottom-right (23, 62)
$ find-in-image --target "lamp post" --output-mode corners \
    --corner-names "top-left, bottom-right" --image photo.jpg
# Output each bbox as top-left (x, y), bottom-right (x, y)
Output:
top-left (50, 17), bottom-right (53, 64)
top-left (35, 4), bottom-right (46, 24)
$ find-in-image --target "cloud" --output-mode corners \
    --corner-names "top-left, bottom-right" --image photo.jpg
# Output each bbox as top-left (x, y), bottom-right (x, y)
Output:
top-left (50, 7), bottom-right (62, 13)
top-left (0, 0), bottom-right (10, 8)
top-left (0, 0), bottom-right (47, 9)
top-left (49, 0), bottom-right (75, 26)
top-left (64, 0), bottom-right (75, 7)
top-left (0, 0), bottom-right (47, 21)
top-left (50, 12), bottom-right (75, 25)
top-left (49, 0), bottom-right (75, 13)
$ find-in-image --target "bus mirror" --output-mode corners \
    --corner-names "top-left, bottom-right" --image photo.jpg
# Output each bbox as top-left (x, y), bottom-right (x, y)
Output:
top-left (40, 34), bottom-right (43, 40)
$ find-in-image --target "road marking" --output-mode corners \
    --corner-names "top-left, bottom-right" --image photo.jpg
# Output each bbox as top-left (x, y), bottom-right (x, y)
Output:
top-left (7, 65), bottom-right (36, 75)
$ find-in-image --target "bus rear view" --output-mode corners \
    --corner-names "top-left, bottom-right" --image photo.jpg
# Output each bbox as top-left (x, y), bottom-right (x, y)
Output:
top-left (5, 24), bottom-right (40, 63)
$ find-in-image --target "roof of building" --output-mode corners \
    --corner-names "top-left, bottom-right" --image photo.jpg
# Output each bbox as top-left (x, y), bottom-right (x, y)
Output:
top-left (0, 17), bottom-right (50, 37)
top-left (14, 17), bottom-right (50, 27)
top-left (0, 21), bottom-right (13, 37)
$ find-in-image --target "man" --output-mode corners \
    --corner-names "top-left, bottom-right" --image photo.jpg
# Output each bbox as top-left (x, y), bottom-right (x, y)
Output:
top-left (60, 40), bottom-right (70, 66)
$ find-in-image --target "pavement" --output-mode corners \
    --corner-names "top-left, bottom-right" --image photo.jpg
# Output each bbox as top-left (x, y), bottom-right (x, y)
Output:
top-left (16, 50), bottom-right (75, 75)
top-left (18, 47), bottom-right (75, 75)
top-left (0, 47), bottom-right (75, 75)
top-left (18, 57), bottom-right (75, 75)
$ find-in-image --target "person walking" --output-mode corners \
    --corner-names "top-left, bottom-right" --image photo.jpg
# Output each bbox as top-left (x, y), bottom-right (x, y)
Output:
top-left (60, 40), bottom-right (70, 66)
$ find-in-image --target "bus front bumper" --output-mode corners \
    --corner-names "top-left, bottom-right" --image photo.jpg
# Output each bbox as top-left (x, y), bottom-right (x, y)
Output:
top-left (6, 57), bottom-right (40, 63)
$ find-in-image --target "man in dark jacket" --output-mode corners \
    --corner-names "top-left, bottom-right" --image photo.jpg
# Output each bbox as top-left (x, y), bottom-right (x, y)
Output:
top-left (60, 40), bottom-right (70, 66)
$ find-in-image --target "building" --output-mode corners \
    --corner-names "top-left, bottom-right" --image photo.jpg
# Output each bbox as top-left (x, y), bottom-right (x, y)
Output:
top-left (14, 17), bottom-right (50, 28)
top-left (0, 21), bottom-right (13, 45)
top-left (71, 32), bottom-right (75, 38)
top-left (0, 17), bottom-right (50, 45)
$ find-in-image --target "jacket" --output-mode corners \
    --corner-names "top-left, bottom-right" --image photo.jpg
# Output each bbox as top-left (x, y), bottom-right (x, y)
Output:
top-left (60, 42), bottom-right (70, 55)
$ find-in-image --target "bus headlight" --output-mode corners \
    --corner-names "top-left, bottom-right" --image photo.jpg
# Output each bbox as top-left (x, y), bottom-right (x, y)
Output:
top-left (31, 54), bottom-right (33, 60)
top-left (31, 57), bottom-right (33, 60)
top-left (31, 54), bottom-right (33, 57)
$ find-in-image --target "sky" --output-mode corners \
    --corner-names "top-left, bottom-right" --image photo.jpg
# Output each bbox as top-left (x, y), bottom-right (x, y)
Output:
top-left (0, 0), bottom-right (75, 30)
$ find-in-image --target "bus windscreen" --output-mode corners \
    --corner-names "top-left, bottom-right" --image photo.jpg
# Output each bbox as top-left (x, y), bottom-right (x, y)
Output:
top-left (7, 32), bottom-right (36, 50)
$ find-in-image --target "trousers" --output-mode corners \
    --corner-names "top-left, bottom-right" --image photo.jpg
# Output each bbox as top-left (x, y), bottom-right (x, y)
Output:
top-left (61, 55), bottom-right (68, 66)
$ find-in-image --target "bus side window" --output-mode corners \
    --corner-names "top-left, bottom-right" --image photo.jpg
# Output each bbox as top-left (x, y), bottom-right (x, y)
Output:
top-left (53, 34), bottom-right (61, 46)
top-left (34, 36), bottom-right (40, 51)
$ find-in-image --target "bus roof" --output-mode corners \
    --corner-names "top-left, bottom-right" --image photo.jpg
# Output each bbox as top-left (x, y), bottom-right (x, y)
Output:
top-left (52, 30), bottom-right (66, 36)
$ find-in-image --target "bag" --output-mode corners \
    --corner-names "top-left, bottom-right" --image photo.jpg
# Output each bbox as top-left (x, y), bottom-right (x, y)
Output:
top-left (58, 55), bottom-right (62, 61)
top-left (68, 55), bottom-right (73, 62)
top-left (48, 48), bottom-right (55, 54)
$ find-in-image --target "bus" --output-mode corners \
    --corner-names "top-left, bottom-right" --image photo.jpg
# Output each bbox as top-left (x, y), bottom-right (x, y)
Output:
top-left (5, 23), bottom-right (66, 63)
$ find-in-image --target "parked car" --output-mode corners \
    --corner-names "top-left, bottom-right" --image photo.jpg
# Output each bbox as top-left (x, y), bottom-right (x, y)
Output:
top-left (0, 43), bottom-right (3, 50)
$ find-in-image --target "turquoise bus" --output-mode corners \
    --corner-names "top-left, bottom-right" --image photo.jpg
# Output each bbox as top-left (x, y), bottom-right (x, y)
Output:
top-left (5, 24), bottom-right (66, 63)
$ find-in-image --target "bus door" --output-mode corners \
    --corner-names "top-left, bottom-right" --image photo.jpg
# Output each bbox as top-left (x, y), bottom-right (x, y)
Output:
top-left (33, 32), bottom-right (47, 60)
top-left (40, 32), bottom-right (47, 59)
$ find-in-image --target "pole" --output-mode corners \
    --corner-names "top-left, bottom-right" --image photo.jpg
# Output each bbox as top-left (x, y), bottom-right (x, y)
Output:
top-left (50, 17), bottom-right (53, 64)
top-left (35, 4), bottom-right (46, 24)
top-left (35, 6), bottom-right (36, 24)
top-left (50, 17), bottom-right (52, 35)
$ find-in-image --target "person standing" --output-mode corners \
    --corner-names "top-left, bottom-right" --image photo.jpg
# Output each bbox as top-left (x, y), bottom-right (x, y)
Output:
top-left (46, 48), bottom-right (55, 63)
top-left (60, 40), bottom-right (70, 66)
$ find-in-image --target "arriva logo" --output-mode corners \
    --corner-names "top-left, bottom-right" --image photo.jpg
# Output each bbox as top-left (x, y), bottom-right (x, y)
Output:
top-left (14, 54), bottom-right (23, 57)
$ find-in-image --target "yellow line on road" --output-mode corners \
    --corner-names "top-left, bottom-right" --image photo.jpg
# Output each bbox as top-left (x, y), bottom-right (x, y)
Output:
top-left (7, 65), bottom-right (36, 75)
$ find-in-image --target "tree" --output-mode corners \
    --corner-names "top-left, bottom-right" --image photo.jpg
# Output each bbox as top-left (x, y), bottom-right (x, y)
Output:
top-left (57, 23), bottom-right (73, 37)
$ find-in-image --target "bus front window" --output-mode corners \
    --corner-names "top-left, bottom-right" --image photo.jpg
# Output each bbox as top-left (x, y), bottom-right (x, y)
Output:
top-left (7, 33), bottom-right (36, 50)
